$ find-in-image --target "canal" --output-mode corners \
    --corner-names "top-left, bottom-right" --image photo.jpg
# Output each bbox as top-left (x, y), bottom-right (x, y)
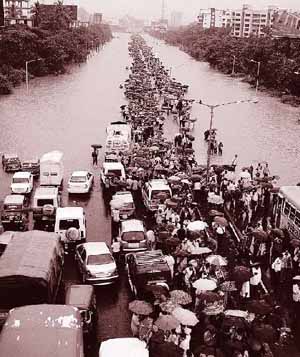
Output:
top-left (0, 32), bottom-right (300, 353)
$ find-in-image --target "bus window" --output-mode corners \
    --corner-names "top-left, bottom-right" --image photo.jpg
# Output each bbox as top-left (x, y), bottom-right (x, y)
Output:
top-left (296, 211), bottom-right (300, 228)
top-left (290, 207), bottom-right (296, 221)
top-left (284, 202), bottom-right (291, 217)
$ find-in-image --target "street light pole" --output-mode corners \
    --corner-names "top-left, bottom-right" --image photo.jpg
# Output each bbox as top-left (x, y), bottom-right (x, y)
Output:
top-left (199, 98), bottom-right (258, 184)
top-left (232, 55), bottom-right (236, 76)
top-left (25, 58), bottom-right (42, 92)
top-left (250, 59), bottom-right (261, 96)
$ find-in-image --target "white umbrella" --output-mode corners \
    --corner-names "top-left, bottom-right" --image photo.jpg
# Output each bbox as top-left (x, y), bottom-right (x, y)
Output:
top-left (193, 278), bottom-right (217, 293)
top-left (225, 172), bottom-right (236, 181)
top-left (206, 255), bottom-right (228, 266)
top-left (239, 171), bottom-right (251, 179)
top-left (172, 307), bottom-right (199, 326)
top-left (187, 220), bottom-right (208, 231)
top-left (207, 194), bottom-right (224, 205)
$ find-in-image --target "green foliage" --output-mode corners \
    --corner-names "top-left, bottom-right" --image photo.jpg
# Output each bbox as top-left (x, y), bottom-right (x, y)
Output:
top-left (151, 25), bottom-right (300, 96)
top-left (0, 3), bottom-right (112, 94)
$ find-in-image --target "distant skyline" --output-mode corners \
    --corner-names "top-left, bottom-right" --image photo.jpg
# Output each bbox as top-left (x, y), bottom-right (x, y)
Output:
top-left (72, 0), bottom-right (300, 22)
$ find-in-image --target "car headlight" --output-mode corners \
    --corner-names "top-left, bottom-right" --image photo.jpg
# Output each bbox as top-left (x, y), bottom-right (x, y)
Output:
top-left (84, 184), bottom-right (88, 189)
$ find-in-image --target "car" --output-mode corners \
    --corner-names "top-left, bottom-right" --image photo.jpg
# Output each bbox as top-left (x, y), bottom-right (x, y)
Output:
top-left (2, 153), bottom-right (21, 172)
top-left (99, 338), bottom-right (148, 357)
top-left (1, 195), bottom-right (28, 231)
top-left (110, 191), bottom-right (135, 220)
top-left (142, 179), bottom-right (172, 211)
top-left (126, 250), bottom-right (172, 298)
top-left (32, 186), bottom-right (61, 231)
top-left (75, 242), bottom-right (119, 285)
top-left (65, 284), bottom-right (97, 337)
top-left (10, 171), bottom-right (34, 195)
top-left (54, 207), bottom-right (86, 253)
top-left (0, 231), bottom-right (16, 256)
top-left (21, 158), bottom-right (40, 176)
top-left (68, 171), bottom-right (94, 194)
top-left (100, 162), bottom-right (126, 189)
top-left (118, 219), bottom-right (147, 253)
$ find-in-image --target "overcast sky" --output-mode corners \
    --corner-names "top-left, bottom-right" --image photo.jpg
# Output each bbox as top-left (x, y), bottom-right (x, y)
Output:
top-left (74, 0), bottom-right (300, 21)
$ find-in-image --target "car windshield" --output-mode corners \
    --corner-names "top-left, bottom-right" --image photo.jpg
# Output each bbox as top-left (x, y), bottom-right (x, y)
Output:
top-left (7, 158), bottom-right (19, 163)
top-left (12, 178), bottom-right (29, 184)
top-left (3, 204), bottom-right (22, 210)
top-left (87, 253), bottom-right (113, 265)
top-left (122, 231), bottom-right (145, 242)
top-left (151, 190), bottom-right (171, 200)
top-left (59, 219), bottom-right (80, 230)
top-left (37, 199), bottom-right (54, 206)
top-left (70, 176), bottom-right (87, 183)
top-left (106, 169), bottom-right (122, 177)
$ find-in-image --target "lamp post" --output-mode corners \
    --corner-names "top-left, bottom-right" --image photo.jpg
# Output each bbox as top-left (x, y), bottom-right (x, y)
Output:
top-left (250, 59), bottom-right (261, 96)
top-left (25, 58), bottom-right (42, 92)
top-left (232, 55), bottom-right (236, 76)
top-left (198, 98), bottom-right (258, 184)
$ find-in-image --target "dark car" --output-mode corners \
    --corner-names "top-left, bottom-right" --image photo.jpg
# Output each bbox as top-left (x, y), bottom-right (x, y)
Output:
top-left (21, 159), bottom-right (40, 176)
top-left (65, 284), bottom-right (97, 337)
top-left (1, 195), bottom-right (28, 231)
top-left (126, 250), bottom-right (172, 299)
top-left (2, 154), bottom-right (21, 172)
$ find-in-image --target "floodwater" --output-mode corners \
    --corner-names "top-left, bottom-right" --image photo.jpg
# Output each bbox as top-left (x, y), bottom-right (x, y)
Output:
top-left (0, 32), bottom-right (300, 351)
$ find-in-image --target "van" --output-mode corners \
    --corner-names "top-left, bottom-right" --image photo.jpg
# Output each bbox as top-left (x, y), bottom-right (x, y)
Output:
top-left (55, 207), bottom-right (86, 253)
top-left (0, 231), bottom-right (64, 327)
top-left (105, 121), bottom-right (132, 153)
top-left (40, 150), bottom-right (64, 187)
top-left (100, 162), bottom-right (126, 188)
top-left (142, 179), bottom-right (172, 211)
top-left (0, 305), bottom-right (84, 357)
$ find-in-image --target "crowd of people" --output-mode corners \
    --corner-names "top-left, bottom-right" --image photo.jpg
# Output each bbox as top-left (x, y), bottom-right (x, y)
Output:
top-left (107, 34), bottom-right (300, 357)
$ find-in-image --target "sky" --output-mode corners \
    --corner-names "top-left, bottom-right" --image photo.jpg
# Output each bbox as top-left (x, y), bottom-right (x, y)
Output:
top-left (70, 0), bottom-right (300, 22)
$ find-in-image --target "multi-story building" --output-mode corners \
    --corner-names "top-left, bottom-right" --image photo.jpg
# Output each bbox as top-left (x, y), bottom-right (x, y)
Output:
top-left (198, 8), bottom-right (224, 29)
top-left (272, 10), bottom-right (300, 37)
top-left (170, 11), bottom-right (182, 28)
top-left (92, 12), bottom-right (102, 25)
top-left (198, 4), bottom-right (277, 38)
top-left (4, 0), bottom-right (33, 26)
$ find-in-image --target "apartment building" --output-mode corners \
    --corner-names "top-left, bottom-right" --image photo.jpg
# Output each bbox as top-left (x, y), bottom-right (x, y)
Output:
top-left (4, 0), bottom-right (33, 26)
top-left (198, 8), bottom-right (224, 29)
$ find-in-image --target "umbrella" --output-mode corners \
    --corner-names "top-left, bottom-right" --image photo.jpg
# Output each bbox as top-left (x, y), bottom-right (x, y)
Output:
top-left (91, 144), bottom-right (102, 149)
top-left (155, 315), bottom-right (180, 331)
top-left (170, 290), bottom-right (192, 305)
top-left (150, 145), bottom-right (160, 152)
top-left (192, 278), bottom-right (217, 292)
top-left (172, 307), bottom-right (199, 326)
top-left (207, 194), bottom-right (224, 205)
top-left (252, 229), bottom-right (269, 242)
top-left (224, 310), bottom-right (248, 318)
top-left (128, 300), bottom-right (153, 315)
top-left (213, 216), bottom-right (229, 227)
top-left (184, 148), bottom-right (194, 154)
top-left (166, 237), bottom-right (181, 247)
top-left (206, 255), bottom-right (228, 266)
top-left (190, 174), bottom-right (202, 182)
top-left (232, 266), bottom-right (252, 283)
top-left (270, 228), bottom-right (284, 238)
top-left (253, 324), bottom-right (276, 343)
top-left (191, 247), bottom-right (212, 255)
top-left (240, 171), bottom-right (251, 179)
top-left (290, 238), bottom-right (300, 248)
top-left (186, 134), bottom-right (195, 141)
top-left (176, 172), bottom-right (189, 179)
top-left (187, 220), bottom-right (208, 232)
top-left (225, 171), bottom-right (236, 181)
top-left (220, 281), bottom-right (237, 292)
top-left (197, 291), bottom-right (222, 303)
top-left (168, 175), bottom-right (181, 183)
top-left (222, 316), bottom-right (247, 329)
top-left (208, 210), bottom-right (224, 217)
top-left (261, 182), bottom-right (273, 189)
top-left (246, 300), bottom-right (273, 315)
top-left (181, 179), bottom-right (192, 185)
top-left (159, 300), bottom-right (179, 313)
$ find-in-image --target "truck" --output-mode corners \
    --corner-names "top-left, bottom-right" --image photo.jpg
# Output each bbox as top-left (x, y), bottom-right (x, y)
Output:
top-left (0, 230), bottom-right (64, 327)
top-left (40, 150), bottom-right (64, 187)
top-left (105, 121), bottom-right (132, 153)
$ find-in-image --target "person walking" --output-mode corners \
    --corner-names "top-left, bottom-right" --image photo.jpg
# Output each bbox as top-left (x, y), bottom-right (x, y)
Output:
top-left (231, 154), bottom-right (238, 171)
top-left (92, 149), bottom-right (98, 166)
top-left (146, 229), bottom-right (156, 250)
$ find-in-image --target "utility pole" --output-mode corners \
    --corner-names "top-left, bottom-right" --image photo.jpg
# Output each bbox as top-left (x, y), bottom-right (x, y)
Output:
top-left (0, 0), bottom-right (4, 27)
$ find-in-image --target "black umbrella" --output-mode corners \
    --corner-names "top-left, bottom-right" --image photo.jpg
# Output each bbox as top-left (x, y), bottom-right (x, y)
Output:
top-left (91, 144), bottom-right (102, 149)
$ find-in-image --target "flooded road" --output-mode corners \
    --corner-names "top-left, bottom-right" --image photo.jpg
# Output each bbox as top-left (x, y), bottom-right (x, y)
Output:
top-left (0, 32), bottom-right (300, 351)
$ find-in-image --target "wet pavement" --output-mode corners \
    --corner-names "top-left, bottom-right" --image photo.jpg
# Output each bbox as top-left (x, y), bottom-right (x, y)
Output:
top-left (1, 32), bottom-right (300, 354)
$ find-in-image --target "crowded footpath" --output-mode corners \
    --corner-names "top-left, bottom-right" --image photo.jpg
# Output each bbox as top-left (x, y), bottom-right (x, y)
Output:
top-left (102, 34), bottom-right (300, 357)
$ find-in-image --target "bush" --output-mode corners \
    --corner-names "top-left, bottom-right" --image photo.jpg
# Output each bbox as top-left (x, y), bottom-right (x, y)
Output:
top-left (0, 74), bottom-right (12, 95)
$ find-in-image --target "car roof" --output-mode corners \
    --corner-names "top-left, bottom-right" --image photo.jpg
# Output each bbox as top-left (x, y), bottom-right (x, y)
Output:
top-left (3, 153), bottom-right (18, 158)
top-left (4, 195), bottom-right (25, 204)
top-left (12, 171), bottom-right (31, 178)
top-left (71, 171), bottom-right (90, 176)
top-left (121, 219), bottom-right (144, 232)
top-left (79, 242), bottom-right (110, 255)
top-left (0, 231), bottom-right (16, 245)
top-left (100, 338), bottom-right (148, 357)
top-left (112, 191), bottom-right (134, 203)
top-left (103, 162), bottom-right (124, 170)
top-left (65, 284), bottom-right (94, 309)
top-left (148, 179), bottom-right (171, 190)
top-left (56, 207), bottom-right (84, 218)
top-left (22, 158), bottom-right (39, 163)
top-left (40, 150), bottom-right (63, 163)
top-left (34, 186), bottom-right (58, 197)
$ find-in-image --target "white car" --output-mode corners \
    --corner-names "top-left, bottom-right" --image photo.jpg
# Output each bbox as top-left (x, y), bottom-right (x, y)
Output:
top-left (75, 242), bottom-right (119, 285)
top-left (99, 338), bottom-right (148, 357)
top-left (68, 171), bottom-right (93, 194)
top-left (10, 171), bottom-right (33, 194)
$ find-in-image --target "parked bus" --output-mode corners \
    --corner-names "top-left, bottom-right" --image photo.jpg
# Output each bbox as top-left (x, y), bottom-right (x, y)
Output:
top-left (274, 186), bottom-right (300, 239)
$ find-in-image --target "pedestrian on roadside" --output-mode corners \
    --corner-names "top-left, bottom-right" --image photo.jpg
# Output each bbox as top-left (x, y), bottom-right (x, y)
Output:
top-left (231, 154), bottom-right (238, 171)
top-left (146, 229), bottom-right (156, 250)
top-left (92, 149), bottom-right (98, 165)
top-left (111, 238), bottom-right (121, 266)
top-left (218, 141), bottom-right (223, 155)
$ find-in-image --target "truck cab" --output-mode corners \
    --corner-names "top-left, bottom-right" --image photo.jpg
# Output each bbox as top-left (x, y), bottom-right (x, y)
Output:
top-left (2, 153), bottom-right (21, 172)
top-left (10, 171), bottom-right (34, 195)
top-left (1, 195), bottom-right (28, 231)
top-left (100, 162), bottom-right (126, 189)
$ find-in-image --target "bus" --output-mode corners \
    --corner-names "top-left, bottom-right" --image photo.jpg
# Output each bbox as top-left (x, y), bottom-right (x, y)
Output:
top-left (274, 186), bottom-right (300, 239)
